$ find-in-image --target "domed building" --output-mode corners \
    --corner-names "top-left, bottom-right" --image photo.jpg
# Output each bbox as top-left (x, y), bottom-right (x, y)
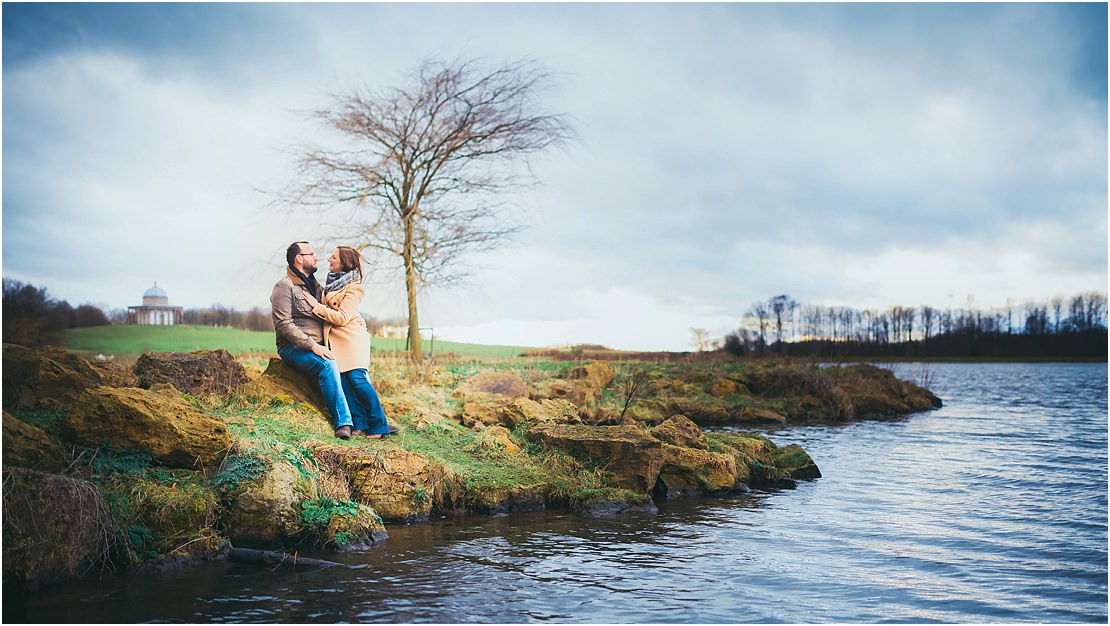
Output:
top-left (128, 282), bottom-right (183, 325)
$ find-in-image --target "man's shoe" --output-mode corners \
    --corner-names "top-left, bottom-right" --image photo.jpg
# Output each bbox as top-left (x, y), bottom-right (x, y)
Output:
top-left (387, 424), bottom-right (401, 434)
top-left (334, 426), bottom-right (352, 440)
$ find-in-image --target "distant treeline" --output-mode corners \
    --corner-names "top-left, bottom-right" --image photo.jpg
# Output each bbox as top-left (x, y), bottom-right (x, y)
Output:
top-left (182, 305), bottom-right (274, 332)
top-left (179, 307), bottom-right (405, 337)
top-left (725, 292), bottom-right (1108, 359)
top-left (3, 278), bottom-right (114, 346)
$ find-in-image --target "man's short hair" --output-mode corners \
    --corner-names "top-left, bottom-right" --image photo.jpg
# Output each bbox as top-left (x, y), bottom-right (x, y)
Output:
top-left (286, 242), bottom-right (309, 266)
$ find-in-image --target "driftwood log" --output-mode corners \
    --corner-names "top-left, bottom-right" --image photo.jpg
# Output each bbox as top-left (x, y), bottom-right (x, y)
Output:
top-left (228, 547), bottom-right (340, 569)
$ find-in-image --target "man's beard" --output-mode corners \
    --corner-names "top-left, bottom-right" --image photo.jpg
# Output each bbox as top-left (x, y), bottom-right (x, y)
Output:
top-left (303, 260), bottom-right (317, 274)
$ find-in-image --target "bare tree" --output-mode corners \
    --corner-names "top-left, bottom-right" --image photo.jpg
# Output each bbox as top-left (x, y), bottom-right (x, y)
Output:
top-left (617, 366), bottom-right (657, 423)
top-left (746, 301), bottom-right (771, 354)
top-left (282, 58), bottom-right (573, 360)
top-left (769, 294), bottom-right (795, 350)
top-left (920, 305), bottom-right (937, 341)
top-left (690, 327), bottom-right (711, 352)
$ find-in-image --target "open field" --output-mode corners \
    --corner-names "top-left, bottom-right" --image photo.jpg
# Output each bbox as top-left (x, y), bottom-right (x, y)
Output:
top-left (65, 325), bottom-right (539, 359)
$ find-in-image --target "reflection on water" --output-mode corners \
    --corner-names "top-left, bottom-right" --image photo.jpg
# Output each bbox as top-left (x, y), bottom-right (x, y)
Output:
top-left (7, 363), bottom-right (1107, 623)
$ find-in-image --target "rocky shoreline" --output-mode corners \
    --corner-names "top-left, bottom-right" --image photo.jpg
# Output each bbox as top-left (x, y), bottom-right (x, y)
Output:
top-left (2, 343), bottom-right (941, 593)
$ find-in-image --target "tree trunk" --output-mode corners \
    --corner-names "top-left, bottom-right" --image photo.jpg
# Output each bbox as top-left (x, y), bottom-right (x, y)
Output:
top-left (403, 214), bottom-right (421, 362)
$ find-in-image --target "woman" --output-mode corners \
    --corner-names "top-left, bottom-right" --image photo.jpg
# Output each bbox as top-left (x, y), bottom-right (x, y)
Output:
top-left (300, 246), bottom-right (391, 439)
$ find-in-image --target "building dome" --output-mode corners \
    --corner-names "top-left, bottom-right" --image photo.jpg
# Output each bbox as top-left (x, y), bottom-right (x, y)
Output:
top-left (142, 282), bottom-right (169, 305)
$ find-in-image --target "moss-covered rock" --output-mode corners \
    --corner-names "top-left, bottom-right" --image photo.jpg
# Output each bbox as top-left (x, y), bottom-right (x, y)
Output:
top-left (649, 414), bottom-right (708, 450)
top-left (324, 502), bottom-right (388, 550)
top-left (830, 364), bottom-right (942, 417)
top-left (528, 423), bottom-right (663, 493)
top-left (2, 468), bottom-right (114, 591)
top-left (736, 406), bottom-right (788, 425)
top-left (453, 370), bottom-right (529, 398)
top-left (655, 444), bottom-right (739, 498)
top-left (500, 397), bottom-right (582, 429)
top-left (299, 498), bottom-right (387, 550)
top-left (312, 444), bottom-right (436, 523)
top-left (2, 343), bottom-right (137, 411)
top-left (708, 432), bottom-right (802, 489)
top-left (568, 361), bottom-right (615, 389)
top-left (466, 483), bottom-right (549, 514)
top-left (703, 375), bottom-right (751, 398)
top-left (3, 410), bottom-right (68, 471)
top-left (458, 393), bottom-right (516, 429)
top-left (134, 349), bottom-right (249, 398)
top-left (223, 459), bottom-right (318, 547)
top-left (65, 386), bottom-right (232, 470)
top-left (228, 358), bottom-right (326, 414)
top-left (476, 425), bottom-right (522, 454)
top-left (771, 444), bottom-right (822, 480)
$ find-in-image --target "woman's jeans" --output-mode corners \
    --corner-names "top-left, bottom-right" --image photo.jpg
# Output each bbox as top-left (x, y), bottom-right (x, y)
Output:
top-left (341, 368), bottom-right (390, 434)
top-left (277, 345), bottom-right (353, 428)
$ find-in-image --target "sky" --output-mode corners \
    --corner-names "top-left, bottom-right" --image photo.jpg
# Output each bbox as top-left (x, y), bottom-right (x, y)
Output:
top-left (3, 2), bottom-right (1107, 351)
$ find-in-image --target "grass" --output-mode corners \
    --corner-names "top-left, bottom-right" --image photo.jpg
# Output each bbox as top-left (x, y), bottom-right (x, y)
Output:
top-left (65, 325), bottom-right (539, 360)
top-left (67, 325), bottom-right (276, 356)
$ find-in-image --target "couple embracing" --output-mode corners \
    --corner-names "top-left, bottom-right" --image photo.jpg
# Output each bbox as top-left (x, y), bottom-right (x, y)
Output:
top-left (270, 241), bottom-right (394, 440)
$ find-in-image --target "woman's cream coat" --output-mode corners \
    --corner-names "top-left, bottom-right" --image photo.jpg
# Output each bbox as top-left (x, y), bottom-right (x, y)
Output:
top-left (311, 283), bottom-right (370, 372)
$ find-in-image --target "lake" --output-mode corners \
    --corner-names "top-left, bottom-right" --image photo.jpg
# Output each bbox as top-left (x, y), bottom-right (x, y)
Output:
top-left (8, 362), bottom-right (1107, 623)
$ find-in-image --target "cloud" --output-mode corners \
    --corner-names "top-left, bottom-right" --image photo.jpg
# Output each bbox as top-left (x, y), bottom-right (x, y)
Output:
top-left (2, 3), bottom-right (1104, 350)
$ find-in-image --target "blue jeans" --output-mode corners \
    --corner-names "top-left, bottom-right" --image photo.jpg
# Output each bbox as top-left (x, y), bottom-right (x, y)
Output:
top-left (277, 345), bottom-right (353, 428)
top-left (341, 369), bottom-right (390, 434)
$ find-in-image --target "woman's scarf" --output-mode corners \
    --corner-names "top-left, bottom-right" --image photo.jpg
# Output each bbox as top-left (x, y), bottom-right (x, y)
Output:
top-left (324, 269), bottom-right (361, 294)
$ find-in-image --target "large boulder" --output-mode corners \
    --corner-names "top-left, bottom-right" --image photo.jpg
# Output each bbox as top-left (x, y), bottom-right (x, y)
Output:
top-left (466, 483), bottom-right (549, 515)
top-left (312, 444), bottom-right (436, 523)
top-left (568, 362), bottom-right (615, 388)
top-left (527, 423), bottom-right (663, 493)
top-left (229, 358), bottom-right (326, 414)
top-left (457, 394), bottom-right (516, 429)
top-left (530, 362), bottom-right (614, 412)
top-left (453, 371), bottom-right (529, 398)
top-left (223, 459), bottom-right (318, 547)
top-left (3, 410), bottom-right (68, 471)
top-left (771, 443), bottom-right (822, 480)
top-left (65, 386), bottom-right (232, 469)
top-left (649, 415), bottom-right (708, 450)
top-left (531, 379), bottom-right (597, 409)
top-left (648, 416), bottom-right (739, 498)
top-left (735, 406), bottom-right (788, 425)
top-left (451, 371), bottom-right (530, 429)
top-left (710, 433), bottom-right (797, 489)
top-left (316, 501), bottom-right (388, 550)
top-left (116, 475), bottom-right (221, 558)
top-left (499, 398), bottom-right (582, 430)
top-left (134, 350), bottom-right (249, 398)
top-left (707, 377), bottom-right (750, 398)
top-left (2, 343), bottom-right (137, 411)
top-left (2, 468), bottom-right (114, 591)
top-left (475, 425), bottom-right (522, 455)
top-left (655, 444), bottom-right (740, 498)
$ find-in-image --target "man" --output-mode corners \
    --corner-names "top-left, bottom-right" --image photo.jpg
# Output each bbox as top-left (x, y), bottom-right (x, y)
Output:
top-left (270, 241), bottom-right (355, 439)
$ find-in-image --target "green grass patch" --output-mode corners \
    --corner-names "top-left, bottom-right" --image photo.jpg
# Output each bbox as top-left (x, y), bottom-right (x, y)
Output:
top-left (65, 324), bottom-right (540, 359)
top-left (67, 325), bottom-right (276, 356)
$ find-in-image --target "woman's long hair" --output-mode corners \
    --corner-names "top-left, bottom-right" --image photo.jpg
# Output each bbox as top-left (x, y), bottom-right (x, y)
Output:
top-left (336, 246), bottom-right (364, 280)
